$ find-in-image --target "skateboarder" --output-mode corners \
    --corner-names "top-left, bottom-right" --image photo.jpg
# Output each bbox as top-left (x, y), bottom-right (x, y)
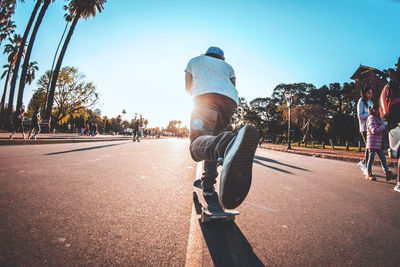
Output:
top-left (185, 46), bottom-right (259, 209)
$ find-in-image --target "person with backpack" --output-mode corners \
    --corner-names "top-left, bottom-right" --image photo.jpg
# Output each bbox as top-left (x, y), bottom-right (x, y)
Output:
top-left (365, 103), bottom-right (394, 181)
top-left (357, 85), bottom-right (374, 175)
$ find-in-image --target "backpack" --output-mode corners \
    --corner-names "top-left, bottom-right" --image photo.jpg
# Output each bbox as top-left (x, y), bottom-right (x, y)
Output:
top-left (379, 81), bottom-right (400, 123)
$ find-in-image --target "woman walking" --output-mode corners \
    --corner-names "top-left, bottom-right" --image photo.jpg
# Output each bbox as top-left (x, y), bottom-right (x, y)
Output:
top-left (357, 85), bottom-right (374, 174)
top-left (9, 107), bottom-right (26, 139)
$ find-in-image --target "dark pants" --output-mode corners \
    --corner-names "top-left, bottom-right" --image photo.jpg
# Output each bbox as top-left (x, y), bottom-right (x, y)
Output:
top-left (12, 118), bottom-right (24, 133)
top-left (189, 93), bottom-right (237, 189)
top-left (361, 131), bottom-right (369, 165)
top-left (367, 149), bottom-right (389, 173)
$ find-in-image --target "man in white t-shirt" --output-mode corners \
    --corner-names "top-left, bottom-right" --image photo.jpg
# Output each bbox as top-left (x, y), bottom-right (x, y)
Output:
top-left (185, 47), bottom-right (259, 209)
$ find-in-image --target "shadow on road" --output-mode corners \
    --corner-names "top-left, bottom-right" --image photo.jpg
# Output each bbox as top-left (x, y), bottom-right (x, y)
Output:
top-left (253, 159), bottom-right (293, 174)
top-left (199, 220), bottom-right (264, 267)
top-left (254, 155), bottom-right (310, 172)
top-left (44, 143), bottom-right (125, 155)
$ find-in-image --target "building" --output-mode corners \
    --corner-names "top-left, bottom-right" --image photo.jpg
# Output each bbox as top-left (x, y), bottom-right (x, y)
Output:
top-left (350, 65), bottom-right (388, 103)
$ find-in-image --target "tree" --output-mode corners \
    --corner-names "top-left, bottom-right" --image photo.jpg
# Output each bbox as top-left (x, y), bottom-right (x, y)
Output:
top-left (25, 61), bottom-right (38, 85)
top-left (45, 0), bottom-right (106, 120)
top-left (16, 0), bottom-right (55, 113)
top-left (0, 34), bottom-right (22, 128)
top-left (29, 66), bottom-right (99, 126)
top-left (6, 0), bottom-right (42, 128)
top-left (166, 120), bottom-right (181, 134)
top-left (0, 0), bottom-right (22, 45)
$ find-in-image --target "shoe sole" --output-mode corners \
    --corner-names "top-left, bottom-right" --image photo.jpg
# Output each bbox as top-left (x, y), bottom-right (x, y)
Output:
top-left (219, 125), bottom-right (259, 209)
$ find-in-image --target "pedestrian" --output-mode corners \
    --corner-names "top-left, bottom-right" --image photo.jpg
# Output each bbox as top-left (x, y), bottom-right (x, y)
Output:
top-left (90, 121), bottom-right (96, 137)
top-left (132, 118), bottom-right (140, 142)
top-left (387, 57), bottom-right (400, 192)
top-left (357, 84), bottom-right (374, 175)
top-left (9, 107), bottom-right (26, 139)
top-left (389, 125), bottom-right (400, 191)
top-left (84, 122), bottom-right (89, 135)
top-left (365, 103), bottom-right (394, 181)
top-left (67, 122), bottom-right (71, 133)
top-left (27, 106), bottom-right (41, 140)
top-left (185, 46), bottom-right (259, 209)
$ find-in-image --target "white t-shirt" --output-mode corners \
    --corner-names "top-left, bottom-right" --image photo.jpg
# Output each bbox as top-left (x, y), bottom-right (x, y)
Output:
top-left (357, 98), bottom-right (373, 132)
top-left (185, 55), bottom-right (238, 104)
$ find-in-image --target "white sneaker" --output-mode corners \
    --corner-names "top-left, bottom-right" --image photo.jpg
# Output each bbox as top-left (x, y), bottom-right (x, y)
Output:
top-left (394, 182), bottom-right (400, 192)
top-left (358, 161), bottom-right (365, 171)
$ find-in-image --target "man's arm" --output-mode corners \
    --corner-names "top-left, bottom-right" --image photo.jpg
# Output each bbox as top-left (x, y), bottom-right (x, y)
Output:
top-left (185, 71), bottom-right (193, 93)
top-left (230, 77), bottom-right (236, 87)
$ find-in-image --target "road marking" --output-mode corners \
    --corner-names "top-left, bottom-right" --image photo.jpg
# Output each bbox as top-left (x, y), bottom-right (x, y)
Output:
top-left (246, 201), bottom-right (279, 213)
top-left (185, 162), bottom-right (203, 267)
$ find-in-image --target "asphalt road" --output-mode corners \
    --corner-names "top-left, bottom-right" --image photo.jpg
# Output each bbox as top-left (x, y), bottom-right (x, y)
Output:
top-left (1, 139), bottom-right (399, 266)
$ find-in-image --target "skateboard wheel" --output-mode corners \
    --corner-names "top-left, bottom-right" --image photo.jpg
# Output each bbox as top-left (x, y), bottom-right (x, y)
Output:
top-left (201, 213), bottom-right (211, 223)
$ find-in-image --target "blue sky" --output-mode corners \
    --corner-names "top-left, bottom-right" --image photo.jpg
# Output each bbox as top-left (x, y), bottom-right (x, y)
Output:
top-left (1, 0), bottom-right (399, 127)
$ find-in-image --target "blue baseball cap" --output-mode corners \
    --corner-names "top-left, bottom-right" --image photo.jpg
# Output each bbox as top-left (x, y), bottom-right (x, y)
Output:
top-left (205, 47), bottom-right (224, 59)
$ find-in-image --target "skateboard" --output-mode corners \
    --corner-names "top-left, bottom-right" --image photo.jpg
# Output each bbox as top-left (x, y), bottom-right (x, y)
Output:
top-left (193, 179), bottom-right (239, 223)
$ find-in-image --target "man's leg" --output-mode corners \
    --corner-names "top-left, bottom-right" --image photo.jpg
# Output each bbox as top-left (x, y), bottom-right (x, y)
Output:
top-left (189, 94), bottom-right (237, 193)
top-left (202, 161), bottom-right (218, 193)
top-left (361, 132), bottom-right (369, 165)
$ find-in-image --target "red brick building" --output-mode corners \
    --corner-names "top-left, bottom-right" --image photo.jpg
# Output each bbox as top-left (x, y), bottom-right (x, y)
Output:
top-left (350, 65), bottom-right (388, 103)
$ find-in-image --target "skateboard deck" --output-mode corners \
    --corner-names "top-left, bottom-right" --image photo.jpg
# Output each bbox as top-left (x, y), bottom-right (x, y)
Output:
top-left (193, 179), bottom-right (239, 223)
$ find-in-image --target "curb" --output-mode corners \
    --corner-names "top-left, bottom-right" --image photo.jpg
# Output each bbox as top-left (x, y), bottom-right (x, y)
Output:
top-left (0, 138), bottom-right (132, 145)
top-left (260, 146), bottom-right (398, 168)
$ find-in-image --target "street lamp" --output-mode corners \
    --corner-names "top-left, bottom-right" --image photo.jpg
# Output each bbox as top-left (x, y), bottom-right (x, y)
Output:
top-left (285, 92), bottom-right (294, 149)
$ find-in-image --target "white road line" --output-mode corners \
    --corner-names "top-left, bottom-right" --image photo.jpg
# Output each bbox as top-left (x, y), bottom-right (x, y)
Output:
top-left (184, 162), bottom-right (203, 267)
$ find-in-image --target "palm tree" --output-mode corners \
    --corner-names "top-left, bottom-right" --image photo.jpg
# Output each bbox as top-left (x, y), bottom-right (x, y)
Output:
top-left (16, 0), bottom-right (55, 113)
top-left (0, 34), bottom-right (22, 128)
top-left (45, 0), bottom-right (106, 120)
top-left (0, 0), bottom-right (18, 44)
top-left (25, 61), bottom-right (38, 85)
top-left (43, 20), bottom-right (69, 113)
top-left (6, 0), bottom-right (42, 129)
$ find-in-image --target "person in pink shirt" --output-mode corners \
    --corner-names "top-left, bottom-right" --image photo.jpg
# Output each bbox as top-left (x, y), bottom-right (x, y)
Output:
top-left (365, 103), bottom-right (394, 181)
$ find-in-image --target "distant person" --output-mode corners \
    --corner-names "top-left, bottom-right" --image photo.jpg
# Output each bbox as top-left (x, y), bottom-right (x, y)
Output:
top-left (27, 106), bottom-right (41, 140)
top-left (365, 103), bottom-right (393, 181)
top-left (84, 122), bottom-right (89, 135)
top-left (90, 122), bottom-right (96, 137)
top-left (67, 122), bottom-right (71, 133)
top-left (185, 46), bottom-right (259, 209)
top-left (9, 107), bottom-right (26, 139)
top-left (132, 118), bottom-right (140, 142)
top-left (357, 85), bottom-right (374, 175)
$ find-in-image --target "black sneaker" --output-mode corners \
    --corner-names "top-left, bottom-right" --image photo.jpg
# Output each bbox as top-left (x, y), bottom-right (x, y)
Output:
top-left (219, 125), bottom-right (259, 209)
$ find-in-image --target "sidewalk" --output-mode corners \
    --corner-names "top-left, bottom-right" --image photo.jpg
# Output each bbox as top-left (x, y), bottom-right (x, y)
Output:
top-left (0, 132), bottom-right (133, 145)
top-left (260, 142), bottom-right (398, 168)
